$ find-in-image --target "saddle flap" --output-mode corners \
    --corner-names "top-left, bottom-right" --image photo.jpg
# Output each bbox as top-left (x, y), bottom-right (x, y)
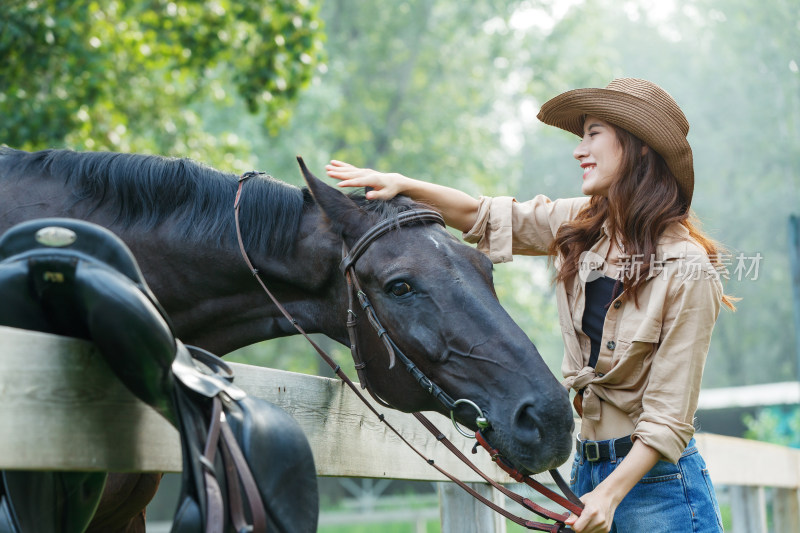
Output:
top-left (170, 355), bottom-right (319, 533)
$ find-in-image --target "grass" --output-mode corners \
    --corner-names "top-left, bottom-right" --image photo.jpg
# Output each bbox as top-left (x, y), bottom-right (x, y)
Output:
top-left (319, 522), bottom-right (440, 533)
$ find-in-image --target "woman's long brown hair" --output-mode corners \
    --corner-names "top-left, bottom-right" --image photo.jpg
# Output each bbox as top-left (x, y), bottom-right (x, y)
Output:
top-left (549, 125), bottom-right (737, 310)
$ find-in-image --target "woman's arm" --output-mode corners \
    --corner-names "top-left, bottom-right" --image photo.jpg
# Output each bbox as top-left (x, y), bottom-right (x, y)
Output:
top-left (325, 160), bottom-right (480, 232)
top-left (565, 440), bottom-right (661, 533)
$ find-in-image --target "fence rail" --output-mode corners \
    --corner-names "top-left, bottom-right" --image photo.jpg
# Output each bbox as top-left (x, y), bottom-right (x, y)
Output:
top-left (1, 325), bottom-right (798, 532)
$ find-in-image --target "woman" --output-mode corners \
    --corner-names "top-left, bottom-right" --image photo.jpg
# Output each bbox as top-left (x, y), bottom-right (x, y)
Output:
top-left (326, 78), bottom-right (732, 533)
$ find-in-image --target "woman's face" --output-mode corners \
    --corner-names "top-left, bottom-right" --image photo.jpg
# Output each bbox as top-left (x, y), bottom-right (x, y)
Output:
top-left (573, 116), bottom-right (623, 197)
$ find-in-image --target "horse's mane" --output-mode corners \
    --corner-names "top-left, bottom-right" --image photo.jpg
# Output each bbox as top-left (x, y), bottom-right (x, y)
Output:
top-left (0, 147), bottom-right (429, 256)
top-left (349, 191), bottom-right (424, 219)
top-left (1, 147), bottom-right (310, 256)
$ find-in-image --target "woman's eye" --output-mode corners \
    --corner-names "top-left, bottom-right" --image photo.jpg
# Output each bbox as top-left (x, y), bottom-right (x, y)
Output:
top-left (388, 281), bottom-right (413, 296)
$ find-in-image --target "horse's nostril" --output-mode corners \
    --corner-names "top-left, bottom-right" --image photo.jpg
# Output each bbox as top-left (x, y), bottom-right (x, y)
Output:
top-left (514, 403), bottom-right (542, 442)
top-left (499, 395), bottom-right (575, 473)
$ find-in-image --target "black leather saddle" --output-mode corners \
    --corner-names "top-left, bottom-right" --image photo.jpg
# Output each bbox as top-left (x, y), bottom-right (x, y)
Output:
top-left (0, 218), bottom-right (318, 533)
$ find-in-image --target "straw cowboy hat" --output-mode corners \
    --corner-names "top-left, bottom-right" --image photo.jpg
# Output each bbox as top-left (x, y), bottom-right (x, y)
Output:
top-left (537, 78), bottom-right (694, 206)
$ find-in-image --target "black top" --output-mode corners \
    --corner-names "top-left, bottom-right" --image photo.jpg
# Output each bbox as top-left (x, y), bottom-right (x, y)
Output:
top-left (582, 275), bottom-right (623, 368)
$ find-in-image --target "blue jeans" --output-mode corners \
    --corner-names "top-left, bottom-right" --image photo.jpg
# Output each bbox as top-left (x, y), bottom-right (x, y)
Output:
top-left (569, 438), bottom-right (724, 532)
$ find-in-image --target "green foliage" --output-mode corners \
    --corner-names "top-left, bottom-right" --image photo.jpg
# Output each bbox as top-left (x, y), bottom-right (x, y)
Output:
top-left (226, 0), bottom-right (569, 372)
top-left (2, 0), bottom-right (797, 388)
top-left (743, 406), bottom-right (800, 448)
top-left (319, 521), bottom-right (438, 533)
top-left (0, 0), bottom-right (324, 167)
top-left (512, 0), bottom-right (800, 387)
top-left (226, 334), bottom-right (354, 379)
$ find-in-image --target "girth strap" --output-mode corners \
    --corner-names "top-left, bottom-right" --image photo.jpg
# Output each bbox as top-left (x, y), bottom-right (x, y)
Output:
top-left (196, 394), bottom-right (268, 533)
top-left (201, 398), bottom-right (225, 533)
top-left (218, 411), bottom-right (268, 533)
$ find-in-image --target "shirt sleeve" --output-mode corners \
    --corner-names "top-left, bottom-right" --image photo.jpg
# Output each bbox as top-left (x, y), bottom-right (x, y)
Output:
top-left (462, 195), bottom-right (590, 263)
top-left (632, 263), bottom-right (723, 463)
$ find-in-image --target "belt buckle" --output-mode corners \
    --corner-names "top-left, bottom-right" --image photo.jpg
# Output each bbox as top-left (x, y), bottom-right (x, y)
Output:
top-left (585, 441), bottom-right (601, 462)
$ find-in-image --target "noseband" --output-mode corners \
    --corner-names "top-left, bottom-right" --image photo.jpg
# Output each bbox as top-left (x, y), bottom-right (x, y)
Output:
top-left (234, 170), bottom-right (583, 532)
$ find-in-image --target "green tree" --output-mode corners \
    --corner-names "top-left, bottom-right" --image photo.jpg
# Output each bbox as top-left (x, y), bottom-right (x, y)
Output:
top-left (236, 0), bottom-right (800, 383)
top-left (226, 0), bottom-right (572, 374)
top-left (651, 0), bottom-right (800, 387)
top-left (7, 0), bottom-right (797, 392)
top-left (0, 0), bottom-right (324, 167)
top-left (509, 0), bottom-right (800, 388)
top-left (744, 406), bottom-right (800, 448)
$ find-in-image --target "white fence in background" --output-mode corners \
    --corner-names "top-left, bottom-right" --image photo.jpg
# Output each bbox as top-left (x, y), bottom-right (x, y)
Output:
top-left (1, 325), bottom-right (797, 532)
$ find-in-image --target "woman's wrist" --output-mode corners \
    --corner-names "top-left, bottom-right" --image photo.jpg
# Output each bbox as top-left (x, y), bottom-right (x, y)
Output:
top-left (400, 174), bottom-right (443, 200)
top-left (598, 440), bottom-right (661, 505)
top-left (593, 477), bottom-right (627, 507)
top-left (392, 173), bottom-right (413, 195)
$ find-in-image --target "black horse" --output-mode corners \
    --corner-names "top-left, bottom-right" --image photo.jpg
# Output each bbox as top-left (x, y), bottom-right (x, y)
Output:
top-left (0, 147), bottom-right (574, 531)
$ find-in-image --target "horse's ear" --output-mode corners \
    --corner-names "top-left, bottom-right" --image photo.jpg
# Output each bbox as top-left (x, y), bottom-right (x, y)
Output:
top-left (297, 157), bottom-right (371, 243)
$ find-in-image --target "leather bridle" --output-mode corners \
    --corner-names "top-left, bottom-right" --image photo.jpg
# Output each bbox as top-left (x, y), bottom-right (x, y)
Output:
top-left (340, 208), bottom-right (491, 436)
top-left (233, 169), bottom-right (583, 532)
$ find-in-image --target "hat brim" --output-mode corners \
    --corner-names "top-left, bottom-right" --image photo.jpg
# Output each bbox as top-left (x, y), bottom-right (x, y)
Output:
top-left (537, 88), bottom-right (694, 205)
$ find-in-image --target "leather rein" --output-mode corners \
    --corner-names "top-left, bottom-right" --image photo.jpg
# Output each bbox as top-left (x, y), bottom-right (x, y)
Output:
top-left (233, 171), bottom-right (583, 532)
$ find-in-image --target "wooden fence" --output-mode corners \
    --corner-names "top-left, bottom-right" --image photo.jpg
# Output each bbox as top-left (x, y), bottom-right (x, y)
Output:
top-left (1, 325), bottom-right (798, 532)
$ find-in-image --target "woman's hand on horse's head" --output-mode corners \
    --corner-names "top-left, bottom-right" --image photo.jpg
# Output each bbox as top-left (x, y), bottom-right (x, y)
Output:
top-left (325, 160), bottom-right (407, 201)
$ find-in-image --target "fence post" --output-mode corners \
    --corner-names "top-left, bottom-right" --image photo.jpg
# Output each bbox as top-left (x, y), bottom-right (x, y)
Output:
top-left (773, 488), bottom-right (800, 532)
top-left (729, 486), bottom-right (767, 533)
top-left (439, 482), bottom-right (506, 533)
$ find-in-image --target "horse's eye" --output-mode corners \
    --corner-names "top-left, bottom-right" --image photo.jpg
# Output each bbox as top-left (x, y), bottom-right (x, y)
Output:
top-left (388, 281), bottom-right (413, 297)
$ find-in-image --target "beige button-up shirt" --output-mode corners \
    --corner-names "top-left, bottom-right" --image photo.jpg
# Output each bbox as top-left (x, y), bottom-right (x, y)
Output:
top-left (464, 195), bottom-right (723, 463)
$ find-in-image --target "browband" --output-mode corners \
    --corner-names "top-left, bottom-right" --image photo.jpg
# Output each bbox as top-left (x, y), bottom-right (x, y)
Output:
top-left (339, 209), bottom-right (445, 273)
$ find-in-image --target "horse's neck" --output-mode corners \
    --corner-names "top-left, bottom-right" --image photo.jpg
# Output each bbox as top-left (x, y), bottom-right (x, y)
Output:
top-left (0, 173), bottom-right (348, 354)
top-left (120, 220), bottom-right (347, 355)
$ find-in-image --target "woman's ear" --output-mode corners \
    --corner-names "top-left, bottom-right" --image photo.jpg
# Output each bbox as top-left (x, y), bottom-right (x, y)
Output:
top-left (641, 144), bottom-right (650, 156)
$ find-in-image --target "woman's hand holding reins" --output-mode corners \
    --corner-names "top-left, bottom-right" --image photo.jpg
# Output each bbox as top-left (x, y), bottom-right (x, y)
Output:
top-left (565, 440), bottom-right (661, 533)
top-left (564, 488), bottom-right (617, 533)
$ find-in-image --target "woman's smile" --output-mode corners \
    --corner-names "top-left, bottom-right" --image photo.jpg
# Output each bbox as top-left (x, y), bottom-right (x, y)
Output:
top-left (581, 162), bottom-right (597, 180)
top-left (573, 116), bottom-right (623, 196)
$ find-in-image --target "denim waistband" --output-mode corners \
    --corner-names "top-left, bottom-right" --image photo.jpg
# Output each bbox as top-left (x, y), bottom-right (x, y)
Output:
top-left (681, 438), bottom-right (698, 457)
